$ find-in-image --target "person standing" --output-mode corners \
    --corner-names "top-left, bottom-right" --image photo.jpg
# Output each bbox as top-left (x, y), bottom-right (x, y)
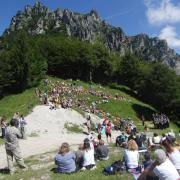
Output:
top-left (141, 115), bottom-right (145, 127)
top-left (1, 116), bottom-right (7, 138)
top-left (5, 119), bottom-right (27, 174)
top-left (19, 115), bottom-right (27, 140)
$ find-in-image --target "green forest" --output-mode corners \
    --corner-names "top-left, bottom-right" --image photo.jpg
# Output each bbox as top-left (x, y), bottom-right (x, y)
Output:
top-left (0, 31), bottom-right (180, 120)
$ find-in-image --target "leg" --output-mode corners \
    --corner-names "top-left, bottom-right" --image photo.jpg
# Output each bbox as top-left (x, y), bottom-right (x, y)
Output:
top-left (12, 148), bottom-right (27, 169)
top-left (6, 149), bottom-right (14, 173)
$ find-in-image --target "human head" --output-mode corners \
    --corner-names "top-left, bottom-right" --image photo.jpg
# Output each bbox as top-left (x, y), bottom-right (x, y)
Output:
top-left (127, 140), bottom-right (138, 151)
top-left (59, 142), bottom-right (70, 155)
top-left (97, 134), bottom-right (101, 140)
top-left (10, 119), bottom-right (16, 126)
top-left (84, 138), bottom-right (90, 143)
top-left (83, 141), bottom-right (90, 150)
top-left (154, 133), bottom-right (158, 137)
top-left (154, 149), bottom-right (167, 164)
top-left (162, 138), bottom-right (173, 152)
top-left (144, 151), bottom-right (151, 161)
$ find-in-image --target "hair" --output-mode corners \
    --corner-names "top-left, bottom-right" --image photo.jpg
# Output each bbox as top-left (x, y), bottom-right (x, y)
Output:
top-left (10, 119), bottom-right (16, 126)
top-left (83, 141), bottom-right (90, 150)
top-left (84, 138), bottom-right (90, 143)
top-left (59, 142), bottom-right (70, 155)
top-left (154, 149), bottom-right (167, 164)
top-left (144, 151), bottom-right (151, 161)
top-left (127, 140), bottom-right (138, 151)
top-left (97, 134), bottom-right (101, 140)
top-left (154, 133), bottom-right (158, 137)
top-left (162, 138), bottom-right (173, 152)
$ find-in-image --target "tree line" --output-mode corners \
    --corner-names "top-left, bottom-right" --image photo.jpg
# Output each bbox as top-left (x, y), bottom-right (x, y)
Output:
top-left (0, 31), bottom-right (179, 120)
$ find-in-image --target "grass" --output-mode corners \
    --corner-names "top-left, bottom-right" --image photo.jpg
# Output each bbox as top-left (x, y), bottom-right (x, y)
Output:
top-left (0, 87), bottom-right (39, 120)
top-left (64, 122), bottom-right (84, 134)
top-left (0, 148), bottom-right (133, 180)
top-left (0, 76), bottom-right (179, 144)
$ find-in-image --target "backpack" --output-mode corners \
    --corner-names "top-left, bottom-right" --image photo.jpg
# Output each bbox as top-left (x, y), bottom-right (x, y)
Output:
top-left (103, 160), bottom-right (126, 175)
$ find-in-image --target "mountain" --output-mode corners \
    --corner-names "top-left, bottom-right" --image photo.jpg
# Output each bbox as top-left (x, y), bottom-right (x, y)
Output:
top-left (3, 1), bottom-right (180, 74)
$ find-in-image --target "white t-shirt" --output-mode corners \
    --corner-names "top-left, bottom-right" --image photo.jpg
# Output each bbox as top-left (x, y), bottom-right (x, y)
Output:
top-left (153, 136), bottom-right (160, 144)
top-left (83, 149), bottom-right (95, 167)
top-left (168, 149), bottom-right (180, 170)
top-left (124, 150), bottom-right (139, 169)
top-left (153, 159), bottom-right (179, 180)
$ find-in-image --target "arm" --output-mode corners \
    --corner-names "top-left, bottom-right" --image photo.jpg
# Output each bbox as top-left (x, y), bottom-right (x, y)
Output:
top-left (15, 128), bottom-right (22, 138)
top-left (138, 161), bottom-right (158, 180)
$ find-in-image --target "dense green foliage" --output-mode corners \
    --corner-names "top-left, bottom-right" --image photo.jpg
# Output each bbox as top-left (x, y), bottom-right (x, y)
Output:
top-left (0, 31), bottom-right (179, 120)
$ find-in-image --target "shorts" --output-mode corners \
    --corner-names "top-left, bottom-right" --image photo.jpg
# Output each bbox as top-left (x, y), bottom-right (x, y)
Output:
top-left (106, 132), bottom-right (111, 138)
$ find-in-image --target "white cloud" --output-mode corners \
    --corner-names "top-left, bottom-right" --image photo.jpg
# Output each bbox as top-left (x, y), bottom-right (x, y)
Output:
top-left (159, 25), bottom-right (180, 48)
top-left (145, 0), bottom-right (180, 25)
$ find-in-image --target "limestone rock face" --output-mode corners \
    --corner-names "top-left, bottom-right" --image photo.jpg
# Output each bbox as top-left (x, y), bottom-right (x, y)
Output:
top-left (4, 2), bottom-right (180, 74)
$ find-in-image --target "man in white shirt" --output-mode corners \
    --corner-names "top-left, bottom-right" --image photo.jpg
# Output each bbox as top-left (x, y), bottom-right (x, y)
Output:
top-left (153, 149), bottom-right (179, 180)
top-left (138, 149), bottom-right (179, 180)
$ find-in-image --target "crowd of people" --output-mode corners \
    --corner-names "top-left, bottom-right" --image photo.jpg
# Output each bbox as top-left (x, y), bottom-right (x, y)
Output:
top-left (0, 78), bottom-right (180, 180)
top-left (153, 113), bottom-right (170, 129)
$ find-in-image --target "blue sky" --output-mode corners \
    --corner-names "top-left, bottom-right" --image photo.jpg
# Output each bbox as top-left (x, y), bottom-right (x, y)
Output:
top-left (0, 0), bottom-right (180, 53)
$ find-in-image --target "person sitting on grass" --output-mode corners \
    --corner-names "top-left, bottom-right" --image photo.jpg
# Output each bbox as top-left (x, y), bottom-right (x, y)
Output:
top-left (55, 142), bottom-right (76, 173)
top-left (75, 144), bottom-right (84, 171)
top-left (143, 151), bottom-right (153, 169)
top-left (81, 141), bottom-right (96, 170)
top-left (95, 139), bottom-right (109, 161)
top-left (138, 149), bottom-right (179, 180)
top-left (124, 140), bottom-right (139, 170)
top-left (116, 132), bottom-right (128, 147)
top-left (162, 138), bottom-right (180, 175)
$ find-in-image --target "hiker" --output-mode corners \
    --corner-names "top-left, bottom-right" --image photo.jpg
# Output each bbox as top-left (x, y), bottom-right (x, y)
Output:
top-left (1, 116), bottom-right (7, 138)
top-left (105, 121), bottom-right (112, 143)
top-left (124, 140), bottom-right (139, 170)
top-left (75, 144), bottom-right (84, 171)
top-left (143, 151), bottom-right (153, 169)
top-left (86, 114), bottom-right (92, 134)
top-left (95, 139), bottom-right (109, 161)
top-left (5, 119), bottom-right (27, 174)
top-left (138, 149), bottom-right (179, 180)
top-left (81, 141), bottom-right (96, 170)
top-left (116, 132), bottom-right (128, 147)
top-left (55, 142), bottom-right (76, 173)
top-left (12, 112), bottom-right (20, 129)
top-left (162, 138), bottom-right (180, 175)
top-left (141, 114), bottom-right (145, 126)
top-left (19, 115), bottom-right (27, 139)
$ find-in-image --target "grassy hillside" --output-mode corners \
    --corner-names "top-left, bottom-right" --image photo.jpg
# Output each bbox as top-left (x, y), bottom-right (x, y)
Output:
top-left (0, 76), bottom-right (179, 142)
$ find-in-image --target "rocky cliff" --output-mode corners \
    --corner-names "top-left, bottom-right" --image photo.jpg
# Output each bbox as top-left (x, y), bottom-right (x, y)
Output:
top-left (3, 2), bottom-right (180, 73)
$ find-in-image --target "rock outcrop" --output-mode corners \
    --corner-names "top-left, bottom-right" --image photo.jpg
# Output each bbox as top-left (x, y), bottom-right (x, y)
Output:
top-left (3, 1), bottom-right (180, 73)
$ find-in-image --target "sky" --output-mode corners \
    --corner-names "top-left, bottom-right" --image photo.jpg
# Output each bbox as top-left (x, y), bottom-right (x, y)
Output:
top-left (0, 0), bottom-right (180, 53)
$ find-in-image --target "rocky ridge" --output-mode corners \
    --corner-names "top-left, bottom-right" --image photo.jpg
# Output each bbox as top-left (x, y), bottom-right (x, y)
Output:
top-left (3, 1), bottom-right (180, 73)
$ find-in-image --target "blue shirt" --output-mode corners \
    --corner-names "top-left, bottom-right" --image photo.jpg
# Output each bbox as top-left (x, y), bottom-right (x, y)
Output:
top-left (55, 151), bottom-right (76, 173)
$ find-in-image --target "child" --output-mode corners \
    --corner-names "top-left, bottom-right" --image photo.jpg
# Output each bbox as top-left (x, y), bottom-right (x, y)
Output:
top-left (143, 151), bottom-right (153, 169)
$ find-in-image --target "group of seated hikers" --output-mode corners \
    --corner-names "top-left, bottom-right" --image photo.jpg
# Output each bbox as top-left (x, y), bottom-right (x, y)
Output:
top-left (54, 136), bottom-right (109, 173)
top-left (54, 125), bottom-right (180, 180)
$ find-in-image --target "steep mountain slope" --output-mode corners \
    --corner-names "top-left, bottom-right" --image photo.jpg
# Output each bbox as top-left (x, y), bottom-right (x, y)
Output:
top-left (2, 1), bottom-right (180, 73)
